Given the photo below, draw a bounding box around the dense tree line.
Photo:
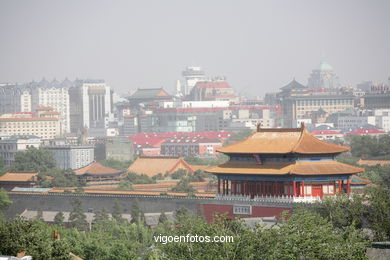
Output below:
[6,147,84,188]
[2,187,389,259]
[0,205,371,260]
[349,134,390,158]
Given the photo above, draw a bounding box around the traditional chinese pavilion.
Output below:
[206,124,364,200]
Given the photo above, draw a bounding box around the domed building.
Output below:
[307,61,340,89]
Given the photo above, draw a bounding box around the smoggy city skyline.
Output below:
[0,0,389,97]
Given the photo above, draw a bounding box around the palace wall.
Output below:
[5,193,293,219]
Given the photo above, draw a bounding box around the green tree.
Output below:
[158,211,168,224]
[112,201,124,223]
[130,199,144,224]
[366,186,390,241]
[125,171,155,184]
[93,208,110,224]
[11,147,56,173]
[0,217,70,259]
[117,179,133,190]
[69,199,88,231]
[268,210,369,259]
[0,188,12,214]
[174,206,191,222]
[101,158,132,171]
[171,178,196,194]
[53,211,65,226]
[305,194,366,229]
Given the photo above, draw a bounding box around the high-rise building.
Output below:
[307,61,339,89]
[0,84,31,113]
[69,80,113,133]
[182,66,206,95]
[30,79,71,134]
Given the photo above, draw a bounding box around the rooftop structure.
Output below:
[307,61,339,89]
[188,80,238,103]
[74,161,124,183]
[127,156,195,177]
[0,172,38,191]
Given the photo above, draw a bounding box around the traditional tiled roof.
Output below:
[74,162,123,176]
[205,161,363,176]
[280,79,306,90]
[0,172,38,182]
[350,175,371,185]
[218,125,349,154]
[128,88,171,99]
[127,156,195,177]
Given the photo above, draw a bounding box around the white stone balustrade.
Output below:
[216,194,322,204]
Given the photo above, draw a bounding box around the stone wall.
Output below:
[5,193,293,219]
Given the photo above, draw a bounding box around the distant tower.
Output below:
[307,61,339,89]
[175,79,183,97]
[182,66,206,95]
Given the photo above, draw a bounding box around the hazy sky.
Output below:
[0,0,389,97]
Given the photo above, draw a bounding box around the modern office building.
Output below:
[69,80,113,133]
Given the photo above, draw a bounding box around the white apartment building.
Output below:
[31,86,70,134]
[45,145,94,170]
[0,135,41,167]
[0,113,61,140]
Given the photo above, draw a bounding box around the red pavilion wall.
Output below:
[199,204,292,223]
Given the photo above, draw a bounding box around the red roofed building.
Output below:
[201,124,364,222]
[346,128,386,136]
[310,130,344,140]
[0,172,38,191]
[189,80,238,103]
[74,161,124,184]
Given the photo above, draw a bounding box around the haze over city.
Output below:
[1,0,389,96]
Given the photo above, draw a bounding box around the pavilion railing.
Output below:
[215,194,322,204]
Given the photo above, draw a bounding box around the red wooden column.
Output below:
[293,181,296,197]
[347,179,351,196]
[218,178,221,194]
[222,180,225,195]
[302,181,305,197]
[232,181,236,195]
